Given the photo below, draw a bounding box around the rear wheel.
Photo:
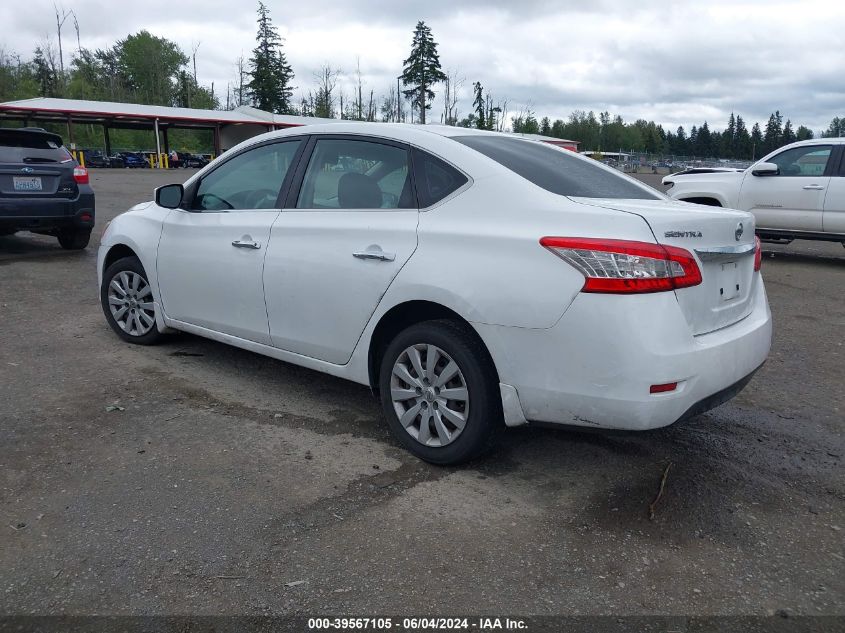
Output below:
[100,256,163,345]
[379,319,503,465]
[57,228,91,250]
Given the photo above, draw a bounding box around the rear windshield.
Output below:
[453,135,660,200]
[0,130,69,164]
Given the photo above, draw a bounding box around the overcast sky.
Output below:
[6,0,844,132]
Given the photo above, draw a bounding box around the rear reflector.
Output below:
[650,382,678,394]
[79,212,92,222]
[753,236,762,271]
[73,166,89,185]
[540,237,702,294]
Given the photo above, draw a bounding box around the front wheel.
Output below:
[100,256,163,345]
[379,319,503,465]
[57,228,91,250]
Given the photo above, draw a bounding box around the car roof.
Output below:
[779,137,845,149]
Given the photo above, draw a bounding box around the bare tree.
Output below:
[234,54,247,108]
[380,85,398,122]
[441,69,464,126]
[353,57,364,121]
[313,63,340,118]
[191,41,201,82]
[53,3,75,78]
[494,99,509,131]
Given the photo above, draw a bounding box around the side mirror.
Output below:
[752,162,779,177]
[155,183,184,209]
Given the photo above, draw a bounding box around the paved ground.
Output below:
[0,169,843,616]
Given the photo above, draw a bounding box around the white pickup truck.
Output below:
[663,138,845,246]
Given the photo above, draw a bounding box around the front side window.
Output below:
[192,140,301,211]
[296,138,413,209]
[768,145,832,177]
[453,135,660,200]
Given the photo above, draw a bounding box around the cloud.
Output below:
[4,0,843,132]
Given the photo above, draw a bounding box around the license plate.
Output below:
[13,176,42,191]
[719,261,740,301]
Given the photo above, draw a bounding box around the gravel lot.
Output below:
[1,168,843,617]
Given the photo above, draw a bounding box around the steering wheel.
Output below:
[243,188,279,209]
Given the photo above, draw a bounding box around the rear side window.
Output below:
[453,135,660,200]
[0,130,70,164]
[412,148,468,207]
[296,138,414,210]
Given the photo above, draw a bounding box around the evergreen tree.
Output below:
[674,126,688,155]
[697,121,712,157]
[472,81,485,130]
[735,115,751,159]
[721,112,736,158]
[551,119,566,138]
[540,116,551,136]
[762,110,783,154]
[400,21,446,124]
[750,122,763,160]
[32,46,58,97]
[822,117,844,138]
[247,2,295,114]
[796,125,814,141]
[781,119,796,145]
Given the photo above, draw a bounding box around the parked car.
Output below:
[0,127,95,249]
[663,139,845,245]
[119,152,148,168]
[82,149,125,169]
[180,153,209,168]
[98,123,771,464]
[82,149,110,168]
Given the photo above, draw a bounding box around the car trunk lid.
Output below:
[572,197,758,335]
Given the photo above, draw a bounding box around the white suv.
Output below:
[664,139,845,246]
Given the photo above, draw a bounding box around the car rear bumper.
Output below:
[0,189,95,232]
[476,276,772,431]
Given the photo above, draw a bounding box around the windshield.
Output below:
[453,135,660,200]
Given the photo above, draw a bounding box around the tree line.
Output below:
[1,2,842,160]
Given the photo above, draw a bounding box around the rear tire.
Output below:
[378,319,503,465]
[100,256,163,345]
[57,228,91,250]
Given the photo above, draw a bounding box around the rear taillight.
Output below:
[540,237,702,294]
[753,236,762,272]
[73,166,89,185]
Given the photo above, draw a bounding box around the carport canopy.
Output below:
[0,97,326,157]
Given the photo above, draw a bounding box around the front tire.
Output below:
[100,256,163,345]
[57,228,91,250]
[379,319,503,465]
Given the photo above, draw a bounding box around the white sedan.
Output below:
[98,123,772,464]
[663,138,845,246]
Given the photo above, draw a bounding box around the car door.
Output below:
[822,146,845,234]
[738,144,833,231]
[156,138,304,345]
[264,135,419,364]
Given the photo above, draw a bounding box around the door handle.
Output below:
[232,239,261,249]
[353,250,395,262]
[803,184,825,190]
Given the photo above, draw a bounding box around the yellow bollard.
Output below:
[162,153,169,169]
[78,152,85,168]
